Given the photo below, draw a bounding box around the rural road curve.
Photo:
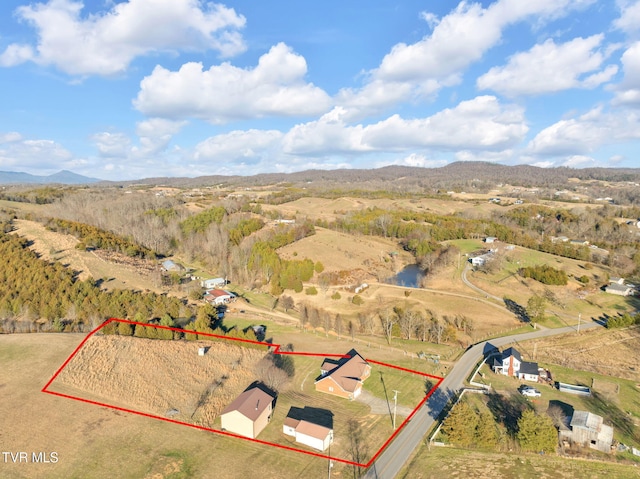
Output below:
[362,320,603,479]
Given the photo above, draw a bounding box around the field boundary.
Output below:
[42,318,443,468]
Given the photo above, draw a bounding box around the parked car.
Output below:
[521,387,541,398]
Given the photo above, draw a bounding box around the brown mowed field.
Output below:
[53,335,266,427]
[277,226,412,276]
[530,325,640,382]
[0,333,350,479]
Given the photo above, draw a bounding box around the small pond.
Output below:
[386,264,423,288]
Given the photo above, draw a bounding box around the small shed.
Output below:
[198,347,206,356]
[162,260,185,272]
[484,237,497,244]
[559,410,613,453]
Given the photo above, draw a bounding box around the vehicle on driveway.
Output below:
[520,386,541,397]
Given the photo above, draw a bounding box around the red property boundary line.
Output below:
[42,318,443,469]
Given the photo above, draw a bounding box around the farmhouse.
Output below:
[484,236,497,244]
[220,385,275,439]
[201,277,226,289]
[283,407,334,451]
[161,260,185,272]
[492,347,539,382]
[469,252,493,267]
[604,282,634,296]
[315,349,371,400]
[559,410,613,453]
[204,289,236,305]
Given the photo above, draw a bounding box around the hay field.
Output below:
[530,326,640,382]
[54,335,266,427]
[277,226,412,276]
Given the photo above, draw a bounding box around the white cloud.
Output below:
[0,132,23,143]
[528,106,640,155]
[337,0,596,117]
[0,44,35,67]
[284,96,527,155]
[134,118,186,156]
[134,43,332,122]
[194,129,283,162]
[561,155,596,167]
[0,136,75,173]
[613,41,640,106]
[614,0,640,36]
[0,0,246,76]
[362,96,527,150]
[477,35,617,96]
[92,132,132,158]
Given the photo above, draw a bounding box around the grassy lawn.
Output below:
[400,446,640,479]
[478,363,640,447]
[445,238,485,254]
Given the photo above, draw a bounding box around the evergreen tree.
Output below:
[442,401,479,447]
[516,410,557,453]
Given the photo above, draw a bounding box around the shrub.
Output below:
[305,286,318,295]
[519,265,568,285]
[331,291,341,300]
[352,294,364,306]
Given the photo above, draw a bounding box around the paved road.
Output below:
[363,320,603,479]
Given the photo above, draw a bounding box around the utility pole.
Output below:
[393,390,400,430]
[327,435,333,479]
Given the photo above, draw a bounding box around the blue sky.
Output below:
[1,0,639,181]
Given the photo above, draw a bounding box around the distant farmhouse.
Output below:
[604,277,635,296]
[559,410,613,453]
[220,385,275,439]
[492,347,539,382]
[201,277,226,289]
[470,252,493,267]
[315,349,371,400]
[161,259,185,272]
[204,289,236,305]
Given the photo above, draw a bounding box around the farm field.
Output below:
[43,326,439,471]
[0,333,366,479]
[400,446,640,479]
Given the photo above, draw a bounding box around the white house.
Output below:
[201,277,226,289]
[283,407,334,451]
[492,347,539,382]
[204,289,236,305]
[605,283,634,296]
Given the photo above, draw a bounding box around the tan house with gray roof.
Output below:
[220,385,275,439]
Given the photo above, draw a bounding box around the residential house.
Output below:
[204,289,236,305]
[492,347,539,382]
[604,283,634,296]
[315,349,371,400]
[201,277,226,289]
[559,410,613,453]
[220,385,275,439]
[484,237,497,244]
[161,260,184,272]
[283,407,334,451]
[470,252,493,267]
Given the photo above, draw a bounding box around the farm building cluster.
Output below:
[219,349,370,451]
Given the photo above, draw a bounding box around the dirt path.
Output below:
[11,219,161,292]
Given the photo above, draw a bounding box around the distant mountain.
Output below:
[0,170,100,185]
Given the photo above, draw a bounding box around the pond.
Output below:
[386,264,423,288]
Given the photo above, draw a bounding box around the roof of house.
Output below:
[221,387,274,421]
[520,361,539,375]
[502,347,522,362]
[571,410,603,432]
[316,349,369,393]
[606,283,632,293]
[295,420,332,440]
[206,289,234,298]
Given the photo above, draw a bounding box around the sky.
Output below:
[1,0,640,181]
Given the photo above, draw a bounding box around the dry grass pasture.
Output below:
[0,333,353,479]
[277,226,412,277]
[529,325,640,382]
[53,334,265,427]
